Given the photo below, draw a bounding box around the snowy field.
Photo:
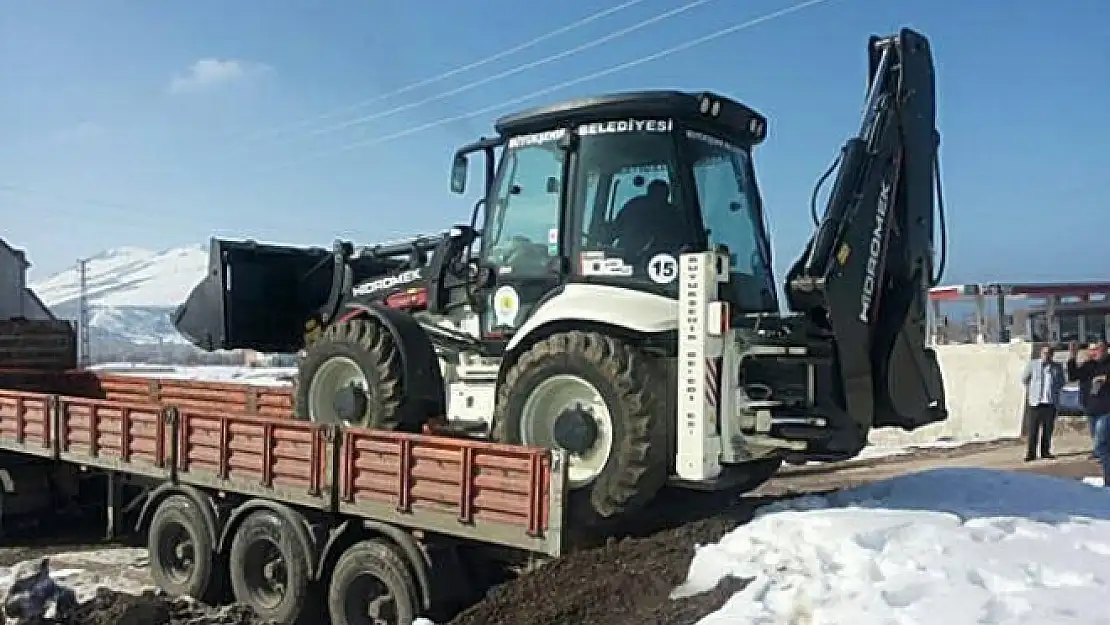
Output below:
[677,468,1110,624]
[4,470,1106,624]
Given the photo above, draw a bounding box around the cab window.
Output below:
[483,142,565,275]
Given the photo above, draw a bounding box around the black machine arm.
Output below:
[784,28,948,432]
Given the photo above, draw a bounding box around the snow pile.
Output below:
[679,468,1110,624]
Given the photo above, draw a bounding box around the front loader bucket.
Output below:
[173,238,335,353]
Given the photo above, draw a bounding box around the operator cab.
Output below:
[450,91,779,339]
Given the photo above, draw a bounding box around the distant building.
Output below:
[930,282,1110,345]
[1012,300,1110,344]
[0,238,54,321]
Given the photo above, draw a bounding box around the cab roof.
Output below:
[494,90,768,145]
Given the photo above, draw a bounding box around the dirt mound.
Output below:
[24,588,274,625]
[448,496,763,625]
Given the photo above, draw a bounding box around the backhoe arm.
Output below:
[785,28,948,433]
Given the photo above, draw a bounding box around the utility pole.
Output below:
[77,258,91,367]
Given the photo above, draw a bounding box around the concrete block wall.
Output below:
[869,342,1036,447]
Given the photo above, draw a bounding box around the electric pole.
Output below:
[77,258,91,367]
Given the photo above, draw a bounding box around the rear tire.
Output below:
[493,331,667,528]
[327,539,419,625]
[294,317,419,430]
[147,495,222,603]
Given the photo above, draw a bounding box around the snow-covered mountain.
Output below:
[31,245,209,346]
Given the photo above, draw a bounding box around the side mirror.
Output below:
[450,154,468,194]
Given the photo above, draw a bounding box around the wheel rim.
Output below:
[308,356,368,425]
[241,538,288,610]
[520,374,613,488]
[342,573,398,625]
[157,523,195,585]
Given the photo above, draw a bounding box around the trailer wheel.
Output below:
[229,510,315,625]
[494,330,667,527]
[327,539,419,625]
[295,317,412,430]
[147,495,221,602]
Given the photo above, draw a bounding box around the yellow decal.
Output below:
[836,244,851,266]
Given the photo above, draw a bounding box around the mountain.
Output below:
[31,245,209,347]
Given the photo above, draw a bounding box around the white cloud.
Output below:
[167,58,271,94]
[53,122,106,143]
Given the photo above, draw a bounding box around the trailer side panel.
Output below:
[0,387,567,556]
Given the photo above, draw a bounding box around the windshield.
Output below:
[684,129,777,311]
[482,132,567,275]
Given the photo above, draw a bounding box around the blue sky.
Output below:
[2,0,1108,285]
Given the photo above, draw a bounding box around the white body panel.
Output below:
[505,283,678,354]
[432,262,749,482]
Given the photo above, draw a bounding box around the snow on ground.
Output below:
[5,471,1108,624]
[90,363,296,387]
[852,437,1002,462]
[679,468,1110,624]
[0,548,151,604]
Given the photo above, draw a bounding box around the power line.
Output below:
[244,0,653,143]
[0,182,145,214]
[267,0,722,147]
[258,0,837,173]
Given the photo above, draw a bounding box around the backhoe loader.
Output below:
[175,28,949,529]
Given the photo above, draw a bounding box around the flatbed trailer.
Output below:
[0,369,568,625]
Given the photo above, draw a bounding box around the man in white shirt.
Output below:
[1021,344,1066,461]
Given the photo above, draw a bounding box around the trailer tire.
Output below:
[147,495,222,603]
[229,510,316,625]
[294,317,412,430]
[327,539,419,625]
[494,330,667,528]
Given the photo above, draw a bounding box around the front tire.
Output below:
[295,317,420,430]
[493,331,667,528]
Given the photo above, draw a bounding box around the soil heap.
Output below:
[448,499,760,625]
[21,588,275,625]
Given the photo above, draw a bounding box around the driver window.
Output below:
[608,167,672,221]
[484,143,565,274]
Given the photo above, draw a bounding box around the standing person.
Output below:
[1066,340,1110,456]
[1021,343,1066,461]
[1067,340,1110,485]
